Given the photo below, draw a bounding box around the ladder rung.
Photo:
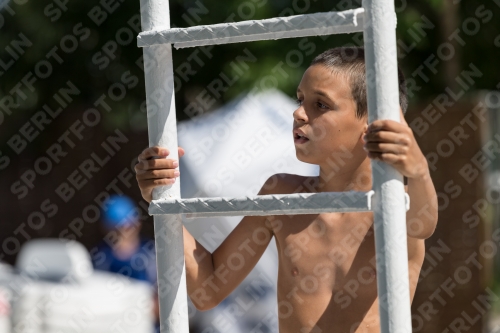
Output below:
[149,190,375,217]
[137,8,365,48]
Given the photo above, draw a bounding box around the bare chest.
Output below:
[269,212,378,292]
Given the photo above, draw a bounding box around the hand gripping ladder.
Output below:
[137,1,411,332]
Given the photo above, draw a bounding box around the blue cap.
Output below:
[103,195,137,228]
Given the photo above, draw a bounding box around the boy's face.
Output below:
[293,64,368,166]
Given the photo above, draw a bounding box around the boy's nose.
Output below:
[293,106,308,123]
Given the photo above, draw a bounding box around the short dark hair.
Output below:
[310,47,408,118]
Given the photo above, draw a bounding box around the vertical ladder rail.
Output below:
[363,0,412,332]
[139,0,190,332]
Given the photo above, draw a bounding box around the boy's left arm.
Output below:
[363,109,438,239]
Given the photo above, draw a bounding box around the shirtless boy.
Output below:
[135,47,438,333]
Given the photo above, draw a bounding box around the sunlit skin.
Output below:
[135,64,438,333]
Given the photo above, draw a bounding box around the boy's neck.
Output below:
[316,157,372,193]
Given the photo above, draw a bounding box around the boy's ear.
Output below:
[361,123,369,140]
[362,122,369,133]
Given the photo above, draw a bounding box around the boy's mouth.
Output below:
[293,129,309,144]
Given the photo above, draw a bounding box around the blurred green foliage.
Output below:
[0,0,499,135]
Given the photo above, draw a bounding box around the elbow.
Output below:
[193,299,220,312]
[423,219,438,239]
[407,217,438,239]
[414,227,436,240]
[189,288,221,311]
[407,200,438,239]
[422,206,439,239]
[424,196,439,239]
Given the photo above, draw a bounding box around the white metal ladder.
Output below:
[137,1,411,332]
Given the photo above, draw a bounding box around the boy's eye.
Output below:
[317,102,328,109]
[295,98,303,106]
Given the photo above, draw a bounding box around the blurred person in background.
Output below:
[92,194,160,330]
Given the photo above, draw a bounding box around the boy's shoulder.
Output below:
[259,173,317,196]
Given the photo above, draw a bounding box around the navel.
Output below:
[291,267,299,276]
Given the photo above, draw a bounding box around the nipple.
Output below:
[291,267,299,276]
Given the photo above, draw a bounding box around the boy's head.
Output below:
[309,46,408,118]
[293,46,407,168]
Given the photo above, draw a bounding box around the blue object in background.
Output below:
[103,195,137,228]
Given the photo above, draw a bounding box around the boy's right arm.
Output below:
[135,147,276,310]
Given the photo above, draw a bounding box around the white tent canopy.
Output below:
[178,88,319,246]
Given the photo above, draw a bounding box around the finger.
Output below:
[135,158,179,172]
[367,119,407,134]
[364,142,408,154]
[178,146,185,158]
[138,146,169,161]
[136,169,180,180]
[138,178,176,191]
[367,152,401,164]
[363,131,409,145]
